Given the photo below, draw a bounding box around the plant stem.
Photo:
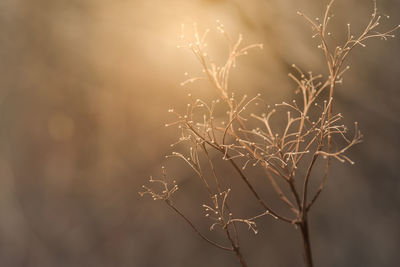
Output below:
[224,225,248,267]
[233,246,248,267]
[299,218,314,267]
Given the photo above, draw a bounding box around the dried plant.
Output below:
[140,1,398,266]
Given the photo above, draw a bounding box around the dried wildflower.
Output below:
[141,1,398,266]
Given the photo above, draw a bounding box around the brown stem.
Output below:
[202,145,240,246]
[165,201,232,252]
[227,156,294,224]
[307,156,331,212]
[300,218,314,267]
[287,178,302,209]
[233,246,248,267]
[225,226,248,267]
[264,168,298,214]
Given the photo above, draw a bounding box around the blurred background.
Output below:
[0,0,399,266]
